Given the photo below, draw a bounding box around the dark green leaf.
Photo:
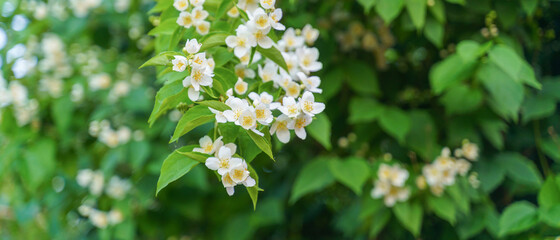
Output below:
[498,201,538,237]
[156,146,200,196]
[328,157,370,195]
[307,113,332,150]
[393,200,423,237]
[170,105,215,143]
[290,158,336,203]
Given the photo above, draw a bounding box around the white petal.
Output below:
[188,87,200,101]
[205,157,220,170]
[225,36,237,48]
[295,127,306,140]
[243,177,256,187]
[312,103,325,114]
[226,187,235,196]
[258,37,273,49]
[276,128,290,143]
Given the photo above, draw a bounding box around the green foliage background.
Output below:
[1,0,560,239]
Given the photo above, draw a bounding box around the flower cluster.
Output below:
[78,205,124,229]
[171,39,217,101]
[195,136,256,196]
[0,78,39,127]
[77,169,132,198]
[421,140,479,196]
[76,169,131,228]
[371,164,411,207]
[174,0,210,35]
[88,120,133,148]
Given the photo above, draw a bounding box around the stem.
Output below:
[214,120,218,140]
[533,120,550,177]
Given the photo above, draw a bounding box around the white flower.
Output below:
[247,22,273,49]
[209,108,228,123]
[107,209,124,225]
[455,159,471,176]
[172,55,188,72]
[190,0,205,8]
[234,64,256,79]
[269,8,285,30]
[173,0,189,11]
[371,180,410,207]
[297,72,322,93]
[237,0,259,13]
[234,78,248,95]
[259,0,275,9]
[258,61,279,83]
[423,164,442,187]
[191,52,207,67]
[184,39,202,54]
[461,140,479,161]
[226,25,257,58]
[281,52,300,77]
[284,81,301,98]
[279,96,300,118]
[296,47,322,73]
[89,171,104,196]
[248,92,273,106]
[195,21,210,35]
[254,103,273,125]
[377,164,409,187]
[192,7,209,23]
[88,73,111,91]
[238,107,264,136]
[299,91,325,116]
[222,171,237,196]
[177,11,194,28]
[183,65,213,91]
[78,204,92,217]
[206,57,215,73]
[224,97,249,122]
[117,126,131,144]
[289,113,312,140]
[227,6,239,18]
[193,135,223,154]
[270,114,292,143]
[89,210,109,229]
[229,161,256,186]
[250,8,270,30]
[106,176,131,200]
[77,169,94,187]
[280,28,304,50]
[302,24,319,45]
[239,51,261,65]
[205,146,243,175]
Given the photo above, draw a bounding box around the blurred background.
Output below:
[1,0,560,239]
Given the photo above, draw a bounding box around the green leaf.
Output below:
[541,139,560,162]
[498,201,539,237]
[369,208,391,237]
[477,62,524,121]
[215,0,234,20]
[488,44,541,89]
[393,200,423,237]
[376,0,404,24]
[456,207,486,239]
[358,0,377,13]
[170,105,215,143]
[290,158,335,203]
[196,100,231,112]
[379,106,411,144]
[177,151,208,163]
[424,17,444,48]
[405,0,426,30]
[148,18,179,36]
[148,80,188,126]
[538,176,560,209]
[51,96,74,134]
[328,157,370,195]
[148,0,173,14]
[322,68,344,100]
[349,97,382,124]
[246,163,260,210]
[445,0,465,4]
[237,129,262,162]
[21,139,56,191]
[245,129,274,160]
[256,46,289,72]
[406,110,439,161]
[440,84,483,115]
[495,152,542,188]
[521,95,556,124]
[139,51,180,69]
[478,117,507,150]
[540,205,560,228]
[429,54,477,94]
[428,0,446,23]
[427,194,456,225]
[307,113,332,150]
[344,61,380,96]
[199,33,229,52]
[521,0,538,15]
[473,159,505,193]
[447,182,470,214]
[156,146,200,196]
